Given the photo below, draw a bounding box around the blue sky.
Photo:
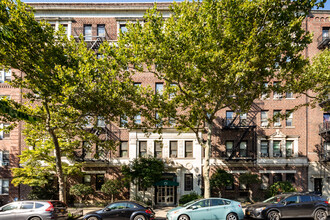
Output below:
[22,0,330,10]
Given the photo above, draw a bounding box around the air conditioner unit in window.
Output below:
[274,153,281,157]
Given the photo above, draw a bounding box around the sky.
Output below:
[20,0,330,10]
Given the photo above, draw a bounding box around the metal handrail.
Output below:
[317,32,330,49]
[319,121,330,134]
[72,27,111,41]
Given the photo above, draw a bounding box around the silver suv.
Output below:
[0,200,68,220]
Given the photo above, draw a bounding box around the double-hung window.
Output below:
[261,111,268,127]
[239,141,247,157]
[139,141,147,157]
[273,141,281,157]
[226,141,233,157]
[286,111,293,127]
[170,141,178,158]
[0,179,9,194]
[0,68,11,83]
[273,110,281,127]
[0,151,9,166]
[286,140,293,157]
[184,174,193,191]
[155,83,164,95]
[84,24,92,41]
[97,24,105,37]
[120,141,128,158]
[226,111,234,126]
[154,141,162,158]
[185,141,193,158]
[260,141,269,157]
[0,124,10,139]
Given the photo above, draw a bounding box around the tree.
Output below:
[210,168,233,197]
[1,0,141,203]
[300,49,330,111]
[101,179,123,203]
[69,184,94,204]
[239,172,261,203]
[119,0,325,198]
[122,157,164,201]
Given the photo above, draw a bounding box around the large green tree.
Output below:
[120,0,325,198]
[0,0,141,203]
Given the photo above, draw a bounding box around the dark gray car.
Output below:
[0,200,68,220]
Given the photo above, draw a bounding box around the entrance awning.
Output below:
[154,180,179,186]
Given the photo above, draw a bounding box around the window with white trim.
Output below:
[261,111,268,127]
[0,179,9,194]
[260,141,269,157]
[273,110,281,127]
[226,111,234,126]
[185,141,193,158]
[286,141,293,157]
[134,114,141,125]
[286,111,293,127]
[273,81,282,99]
[0,150,9,166]
[273,141,281,157]
[0,68,11,83]
[0,123,10,139]
[170,141,178,158]
[226,141,233,157]
[139,141,147,157]
[261,82,269,99]
[155,83,164,95]
[239,141,247,157]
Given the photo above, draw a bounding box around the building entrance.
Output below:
[154,179,178,206]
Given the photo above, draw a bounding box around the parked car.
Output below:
[166,198,244,220]
[0,200,68,220]
[82,201,155,220]
[245,192,330,220]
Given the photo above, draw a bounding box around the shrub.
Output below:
[267,181,296,197]
[28,185,58,200]
[69,184,94,204]
[179,192,202,205]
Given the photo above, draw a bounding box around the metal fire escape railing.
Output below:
[317,31,330,50]
[72,27,111,50]
[319,121,330,162]
[225,102,263,160]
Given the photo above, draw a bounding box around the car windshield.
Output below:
[182,199,201,207]
[263,195,287,204]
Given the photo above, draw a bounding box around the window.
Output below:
[226,111,234,126]
[96,175,104,191]
[286,173,295,183]
[83,175,91,185]
[120,115,128,128]
[239,141,247,157]
[59,24,68,36]
[273,110,281,127]
[286,140,293,157]
[300,195,311,203]
[169,83,177,99]
[211,199,225,206]
[286,91,293,99]
[185,141,193,158]
[82,141,92,159]
[260,141,269,157]
[286,111,293,127]
[0,68,11,83]
[240,113,247,126]
[84,24,92,41]
[323,113,330,122]
[226,141,233,157]
[169,117,176,127]
[273,82,282,99]
[322,27,330,41]
[273,173,282,182]
[134,114,141,125]
[21,202,34,209]
[261,111,269,127]
[154,141,162,158]
[119,23,127,33]
[97,24,105,37]
[0,95,10,100]
[0,150,10,166]
[261,82,269,99]
[170,141,178,158]
[273,141,281,157]
[283,196,298,204]
[184,174,193,191]
[120,141,128,158]
[139,141,147,157]
[134,82,141,87]
[0,179,9,194]
[2,202,18,211]
[97,116,105,127]
[0,123,10,139]
[155,83,164,95]
[155,112,162,127]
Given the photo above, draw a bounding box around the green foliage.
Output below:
[267,181,296,197]
[27,184,58,200]
[179,192,202,205]
[119,0,326,197]
[69,184,94,203]
[239,172,262,187]
[122,157,164,190]
[101,179,123,202]
[210,168,233,190]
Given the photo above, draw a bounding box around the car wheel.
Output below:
[86,216,99,220]
[178,214,190,220]
[267,211,280,220]
[314,209,327,220]
[226,212,238,220]
[29,217,41,220]
[133,214,146,220]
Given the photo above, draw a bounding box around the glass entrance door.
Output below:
[156,186,175,206]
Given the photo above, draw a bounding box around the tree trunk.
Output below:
[111,194,114,203]
[203,122,212,198]
[248,188,254,203]
[44,101,66,204]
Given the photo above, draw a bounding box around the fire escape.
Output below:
[317,27,330,50]
[72,27,111,50]
[224,101,263,161]
[319,118,330,162]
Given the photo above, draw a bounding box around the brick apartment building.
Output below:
[0,2,329,205]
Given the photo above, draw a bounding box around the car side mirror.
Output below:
[281,201,287,206]
[189,206,198,210]
[104,208,111,211]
